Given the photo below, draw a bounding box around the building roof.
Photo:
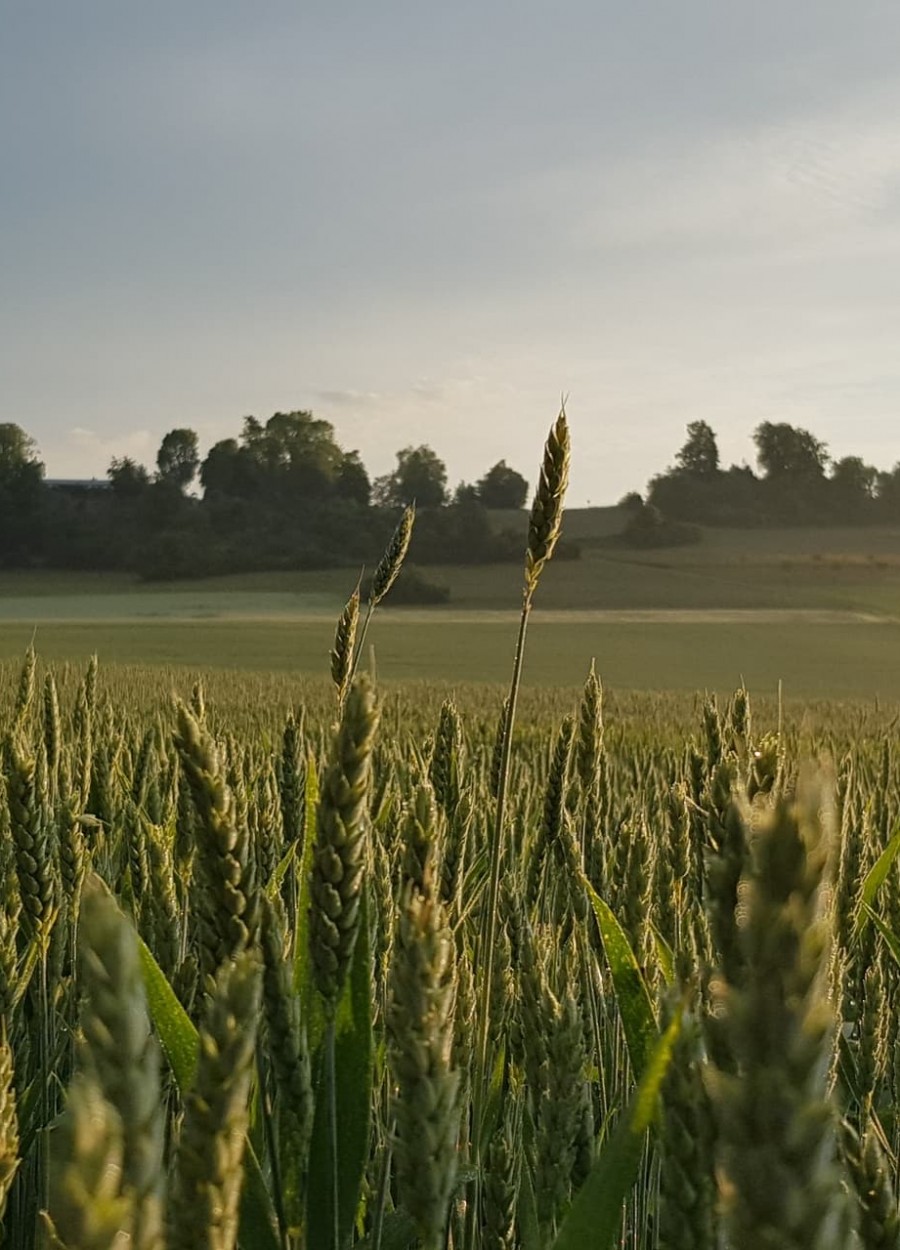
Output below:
[45,478,111,490]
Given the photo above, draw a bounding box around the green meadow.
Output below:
[0,616,893,702]
[0,515,899,699]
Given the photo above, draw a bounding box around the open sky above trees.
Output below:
[3,3,900,504]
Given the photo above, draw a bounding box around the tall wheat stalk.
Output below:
[469,407,569,1246]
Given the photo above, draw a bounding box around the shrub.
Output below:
[613,503,702,549]
[361,564,450,605]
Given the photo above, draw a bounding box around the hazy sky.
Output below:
[3,3,900,505]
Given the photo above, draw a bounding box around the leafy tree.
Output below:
[406,496,521,564]
[241,411,347,506]
[0,424,45,562]
[156,428,199,491]
[108,457,151,498]
[199,439,244,497]
[476,460,529,509]
[452,482,480,505]
[200,413,348,507]
[0,424,44,505]
[335,451,371,508]
[246,412,342,472]
[648,460,763,525]
[831,455,876,496]
[675,421,719,476]
[753,422,828,481]
[830,456,877,521]
[644,424,725,523]
[377,445,448,509]
[619,501,701,548]
[877,464,900,520]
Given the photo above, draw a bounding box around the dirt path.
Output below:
[1,607,894,626]
[326,608,895,625]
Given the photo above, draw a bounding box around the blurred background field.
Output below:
[0,513,898,700]
[0,616,893,699]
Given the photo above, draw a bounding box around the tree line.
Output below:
[0,414,533,579]
[632,420,900,529]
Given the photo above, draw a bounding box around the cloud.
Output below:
[315,389,385,409]
[505,84,900,273]
[54,427,157,479]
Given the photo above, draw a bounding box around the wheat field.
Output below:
[0,414,897,1249]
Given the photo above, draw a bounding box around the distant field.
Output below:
[0,588,342,622]
[0,520,899,699]
[4,520,900,615]
[0,615,897,701]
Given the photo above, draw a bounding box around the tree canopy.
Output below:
[8,404,900,580]
[0,424,45,561]
[0,412,526,578]
[675,421,719,476]
[476,460,529,509]
[0,424,43,496]
[156,429,199,491]
[647,419,887,527]
[753,422,828,481]
[374,445,448,509]
[108,457,151,498]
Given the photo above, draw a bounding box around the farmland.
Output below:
[0,614,896,702]
[1,467,900,1249]
[0,515,900,700]
[10,2,900,1244]
[0,612,896,1248]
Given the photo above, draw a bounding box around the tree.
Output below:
[335,451,371,508]
[377,445,448,509]
[108,457,151,498]
[830,455,876,497]
[0,424,43,493]
[245,412,342,472]
[156,428,199,491]
[452,482,480,505]
[675,421,719,476]
[200,439,243,497]
[619,501,701,548]
[830,456,877,521]
[476,460,529,509]
[240,411,347,507]
[753,423,828,481]
[0,424,45,562]
[877,463,900,513]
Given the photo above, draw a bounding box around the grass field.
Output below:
[0,517,899,699]
[4,516,900,614]
[0,614,896,701]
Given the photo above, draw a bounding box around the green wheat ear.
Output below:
[369,503,416,607]
[330,579,361,704]
[388,856,460,1250]
[0,1026,18,1226]
[78,878,165,1250]
[309,674,379,1012]
[525,406,570,599]
[173,701,259,991]
[43,1073,132,1250]
[710,776,851,1249]
[167,951,262,1250]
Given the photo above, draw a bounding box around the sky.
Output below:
[2,2,900,506]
